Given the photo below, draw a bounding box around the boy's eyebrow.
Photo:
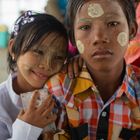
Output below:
[77,18,92,23]
[105,13,120,18]
[77,12,120,23]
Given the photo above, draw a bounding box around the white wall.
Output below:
[0,0,47,32]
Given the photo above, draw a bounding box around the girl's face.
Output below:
[74,0,131,71]
[16,33,67,91]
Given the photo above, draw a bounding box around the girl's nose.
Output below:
[38,64,45,69]
[38,63,51,72]
[38,56,49,70]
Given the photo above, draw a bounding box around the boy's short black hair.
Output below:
[66,0,137,46]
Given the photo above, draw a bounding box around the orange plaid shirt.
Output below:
[46,64,140,140]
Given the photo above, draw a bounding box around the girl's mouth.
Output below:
[32,70,48,80]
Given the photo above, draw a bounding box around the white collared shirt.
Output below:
[0,73,43,140]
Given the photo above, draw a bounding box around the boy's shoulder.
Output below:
[47,72,66,84]
[46,72,72,86]
[129,64,140,79]
[46,72,74,94]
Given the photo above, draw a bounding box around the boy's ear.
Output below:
[129,22,138,40]
[8,39,15,58]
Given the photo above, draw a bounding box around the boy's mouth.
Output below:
[92,49,113,59]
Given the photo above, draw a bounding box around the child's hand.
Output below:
[62,55,83,79]
[18,91,57,128]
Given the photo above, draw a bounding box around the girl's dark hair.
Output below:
[8,11,68,72]
[66,0,137,46]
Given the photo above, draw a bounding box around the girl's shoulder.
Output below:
[0,74,14,104]
[0,80,8,96]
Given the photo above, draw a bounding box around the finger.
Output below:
[42,101,55,117]
[28,91,40,110]
[73,56,79,77]
[37,95,53,113]
[68,59,74,79]
[45,113,57,124]
[78,56,84,70]
[61,63,67,74]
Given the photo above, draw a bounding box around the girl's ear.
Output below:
[8,39,15,59]
[129,22,138,40]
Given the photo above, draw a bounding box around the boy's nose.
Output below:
[92,27,110,45]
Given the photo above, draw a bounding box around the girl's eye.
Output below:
[79,25,91,31]
[55,56,65,60]
[33,49,44,55]
[107,21,119,27]
[54,56,65,62]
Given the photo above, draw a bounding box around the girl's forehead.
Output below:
[34,33,67,51]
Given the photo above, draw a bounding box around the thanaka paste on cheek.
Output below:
[24,65,30,70]
[117,32,128,47]
[88,3,104,18]
[76,40,85,54]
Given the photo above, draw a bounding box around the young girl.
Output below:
[46,0,140,139]
[0,11,68,140]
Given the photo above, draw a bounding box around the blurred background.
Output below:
[0,0,68,83]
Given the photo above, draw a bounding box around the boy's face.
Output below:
[16,33,67,91]
[74,0,130,71]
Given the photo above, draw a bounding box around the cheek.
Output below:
[48,64,62,76]
[76,40,85,54]
[117,32,129,47]
[17,55,38,70]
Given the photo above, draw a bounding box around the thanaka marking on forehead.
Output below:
[76,40,85,54]
[88,3,104,18]
[117,32,129,47]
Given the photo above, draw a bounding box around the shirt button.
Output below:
[102,111,107,117]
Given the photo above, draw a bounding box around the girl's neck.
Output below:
[13,76,35,95]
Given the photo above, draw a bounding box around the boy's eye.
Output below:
[107,21,119,27]
[79,25,91,31]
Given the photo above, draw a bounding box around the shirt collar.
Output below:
[116,65,140,105]
[73,64,140,105]
[73,63,96,95]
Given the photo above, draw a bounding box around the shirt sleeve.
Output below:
[8,119,43,140]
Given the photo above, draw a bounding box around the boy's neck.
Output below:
[87,62,125,102]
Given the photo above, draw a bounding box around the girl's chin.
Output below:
[28,78,47,89]
[31,83,45,90]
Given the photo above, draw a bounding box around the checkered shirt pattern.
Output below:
[46,64,140,140]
